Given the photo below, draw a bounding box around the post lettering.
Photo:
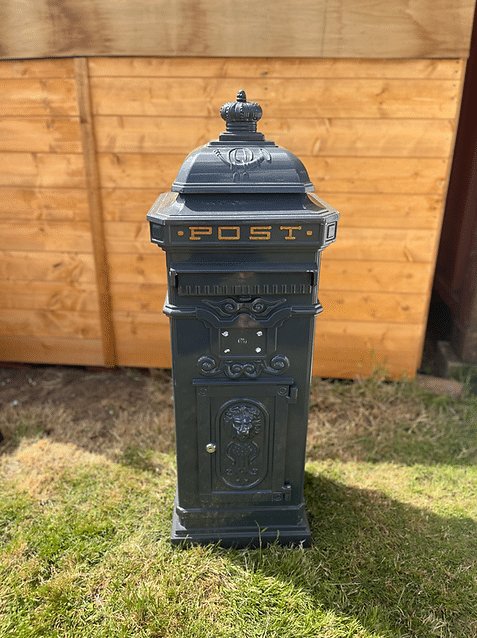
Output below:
[280,226,302,240]
[218,226,240,240]
[249,226,272,241]
[189,226,212,241]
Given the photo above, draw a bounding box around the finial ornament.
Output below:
[220,90,263,136]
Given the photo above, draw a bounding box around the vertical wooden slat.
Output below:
[75,57,116,367]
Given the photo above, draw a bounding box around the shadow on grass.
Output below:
[228,471,477,637]
[312,471,476,636]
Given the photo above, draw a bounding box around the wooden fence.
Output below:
[0,56,465,377]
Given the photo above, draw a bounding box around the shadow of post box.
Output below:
[147,91,339,547]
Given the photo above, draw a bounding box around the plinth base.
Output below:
[170,493,311,548]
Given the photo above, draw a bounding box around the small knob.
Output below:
[206,442,217,454]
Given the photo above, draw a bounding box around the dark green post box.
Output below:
[147,91,338,547]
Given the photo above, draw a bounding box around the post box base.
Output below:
[170,494,311,548]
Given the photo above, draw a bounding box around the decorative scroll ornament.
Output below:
[197,354,290,378]
[202,297,286,318]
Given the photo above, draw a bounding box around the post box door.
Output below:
[194,379,297,507]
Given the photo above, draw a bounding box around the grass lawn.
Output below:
[0,369,476,637]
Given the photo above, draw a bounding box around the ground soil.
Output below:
[0,364,175,458]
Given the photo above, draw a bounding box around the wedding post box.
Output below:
[147,91,339,547]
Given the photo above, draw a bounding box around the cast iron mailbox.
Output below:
[147,91,339,547]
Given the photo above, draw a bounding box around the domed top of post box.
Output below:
[171,91,313,194]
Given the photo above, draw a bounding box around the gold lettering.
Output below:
[189,226,212,241]
[250,226,272,241]
[280,226,302,240]
[218,226,240,240]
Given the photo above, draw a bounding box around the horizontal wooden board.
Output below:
[0,221,93,252]
[325,228,437,263]
[0,1,473,59]
[97,155,449,195]
[312,320,424,378]
[110,284,166,313]
[113,312,168,339]
[101,189,160,221]
[0,335,104,366]
[0,59,76,79]
[0,188,89,221]
[114,335,172,368]
[319,261,434,293]
[310,158,449,196]
[0,79,78,116]
[0,281,99,313]
[320,291,427,324]
[94,116,455,158]
[89,57,464,81]
[90,77,460,120]
[108,252,167,285]
[314,319,423,353]
[0,309,101,339]
[0,118,81,153]
[0,153,85,188]
[321,194,442,229]
[0,251,95,283]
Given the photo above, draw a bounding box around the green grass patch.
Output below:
[0,374,476,637]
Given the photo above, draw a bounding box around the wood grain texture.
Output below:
[0,58,76,79]
[0,221,93,252]
[319,261,434,293]
[0,118,82,153]
[0,188,89,221]
[0,251,95,283]
[0,1,474,59]
[0,309,101,339]
[0,79,78,116]
[90,77,461,119]
[0,335,103,366]
[0,280,99,313]
[312,320,423,375]
[0,153,85,188]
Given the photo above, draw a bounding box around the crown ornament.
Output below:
[219,90,263,137]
